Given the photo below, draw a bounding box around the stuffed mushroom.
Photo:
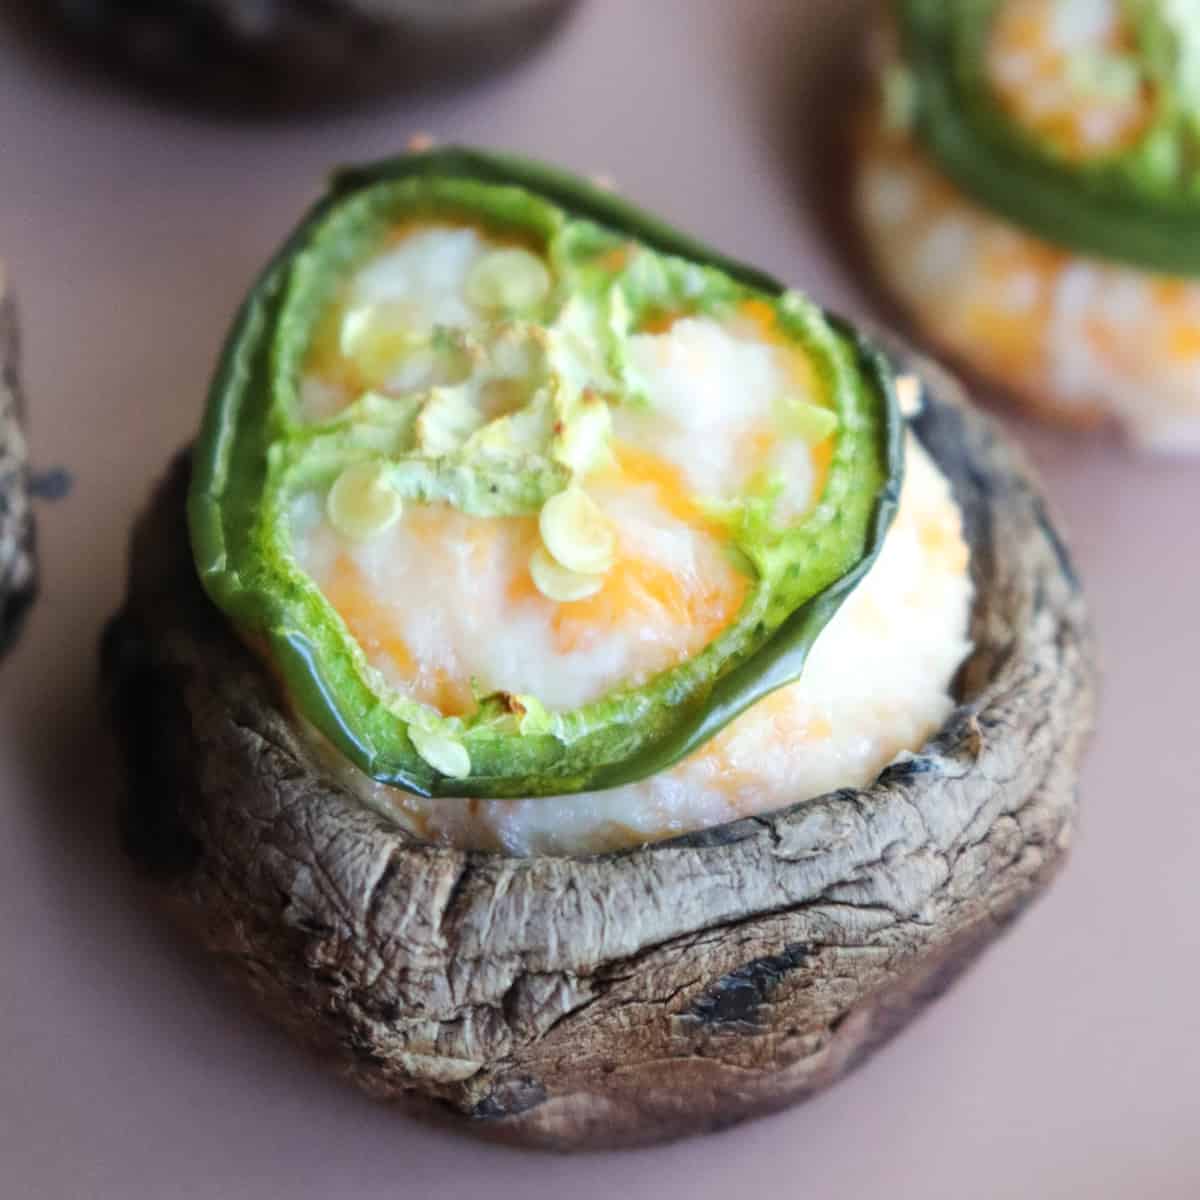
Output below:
[0,265,36,656]
[104,148,1095,1149]
[856,0,1200,452]
[42,0,579,112]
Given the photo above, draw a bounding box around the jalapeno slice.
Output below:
[189,147,901,798]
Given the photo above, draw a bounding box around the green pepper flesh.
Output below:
[189,148,902,799]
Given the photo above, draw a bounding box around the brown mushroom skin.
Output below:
[0,272,36,657]
[39,0,581,114]
[102,349,1095,1151]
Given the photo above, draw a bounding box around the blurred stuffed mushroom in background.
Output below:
[103,148,1095,1149]
[856,0,1200,453]
[0,265,36,657]
[39,0,580,113]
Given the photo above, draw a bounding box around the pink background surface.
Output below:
[1,1,1197,1196]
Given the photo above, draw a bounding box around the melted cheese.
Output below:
[352,226,491,335]
[300,224,499,420]
[288,221,974,853]
[619,316,814,514]
[291,454,748,712]
[987,0,1154,159]
[326,435,973,855]
[291,226,834,713]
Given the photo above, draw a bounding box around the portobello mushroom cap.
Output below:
[0,267,37,656]
[102,343,1095,1151]
[40,0,580,113]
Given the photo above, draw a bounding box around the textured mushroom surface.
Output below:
[102,351,1095,1150]
[0,269,36,656]
[43,0,579,112]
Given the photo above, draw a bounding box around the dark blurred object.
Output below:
[0,267,36,658]
[39,0,580,113]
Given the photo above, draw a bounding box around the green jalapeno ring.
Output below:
[899,0,1200,277]
[189,147,903,799]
